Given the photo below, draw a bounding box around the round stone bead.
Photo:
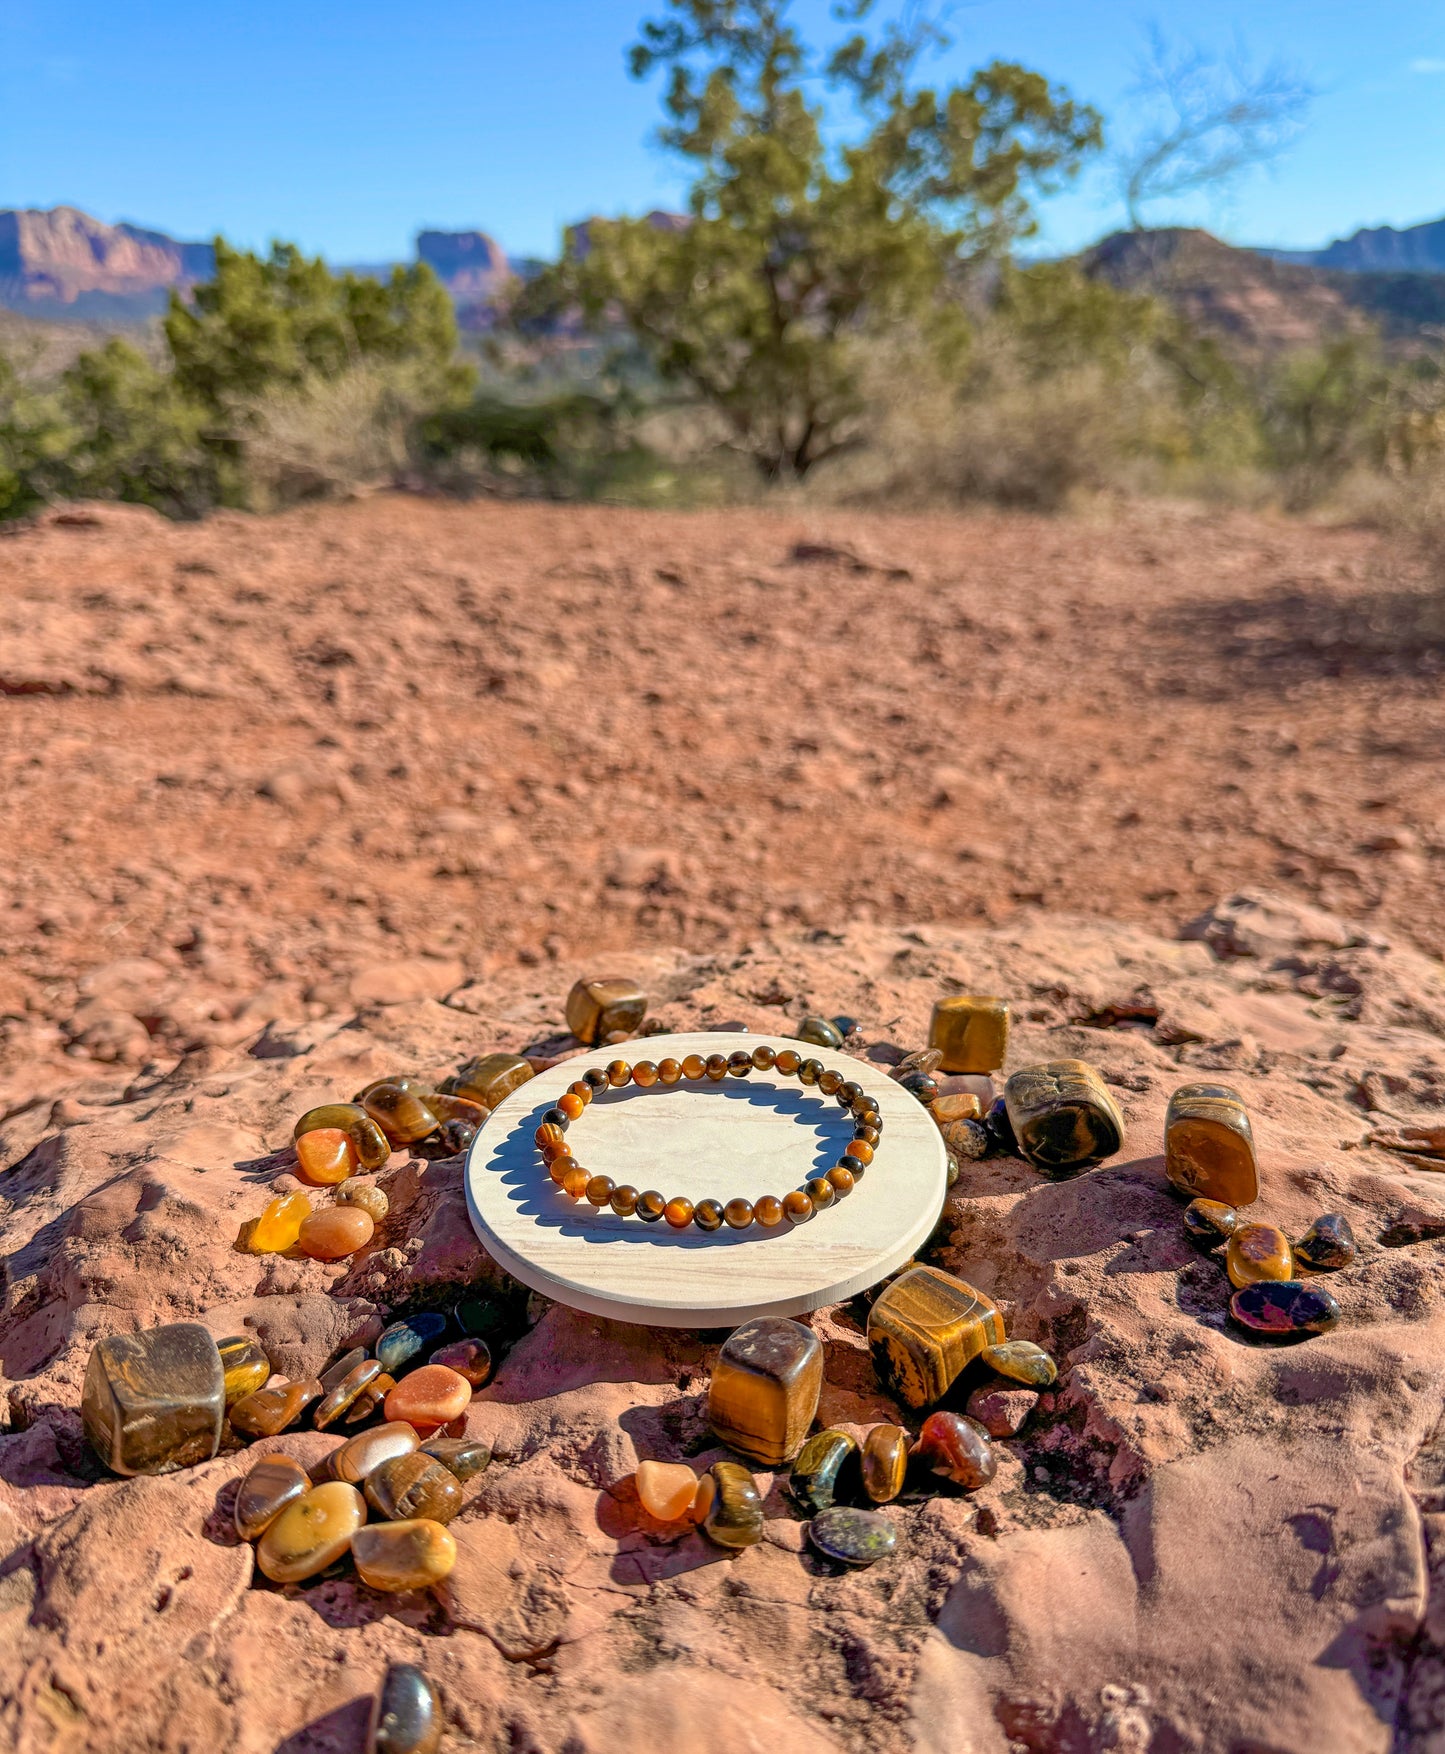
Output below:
[915,1411,997,1489]
[606,1061,632,1087]
[693,1199,725,1231]
[1294,1213,1357,1272]
[798,1058,824,1086]
[558,1092,585,1121]
[383,1364,472,1432]
[548,1155,576,1187]
[337,1180,389,1223]
[837,1155,867,1180]
[364,1452,464,1524]
[860,1425,910,1504]
[754,1195,784,1227]
[635,1460,698,1521]
[298,1206,374,1260]
[369,1664,441,1754]
[586,1175,616,1206]
[806,1177,836,1211]
[705,1053,729,1081]
[376,1313,447,1374]
[636,1191,666,1223]
[826,1166,855,1198]
[429,1338,492,1389]
[681,1054,707,1080]
[774,1049,802,1076]
[295,1128,359,1187]
[809,1506,898,1568]
[724,1198,754,1230]
[783,1190,814,1224]
[562,1165,590,1199]
[726,1051,752,1076]
[856,1124,881,1148]
[534,1122,566,1152]
[658,1058,683,1085]
[331,1421,421,1485]
[1226,1223,1294,1289]
[567,1079,594,1105]
[234,1452,310,1540]
[1230,1280,1341,1337]
[696,1461,765,1549]
[846,1138,875,1166]
[856,1106,883,1131]
[665,1197,696,1229]
[610,1185,639,1216]
[352,1519,457,1592]
[818,1069,844,1096]
[541,1106,570,1133]
[256,1481,366,1582]
[751,1045,777,1070]
[583,1068,610,1094]
[632,1060,659,1087]
[838,1081,865,1108]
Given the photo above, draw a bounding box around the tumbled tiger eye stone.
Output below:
[294,1104,391,1171]
[425,1093,487,1131]
[915,1411,997,1489]
[430,1338,492,1388]
[352,1518,458,1592]
[636,1190,666,1223]
[788,1429,859,1513]
[635,1460,699,1521]
[218,1335,271,1406]
[315,1360,384,1429]
[83,1323,225,1476]
[931,1093,983,1125]
[898,1070,940,1105]
[1294,1213,1357,1272]
[376,1313,448,1373]
[774,1049,802,1076]
[861,1425,910,1504]
[724,1197,754,1230]
[256,1480,366,1582]
[1230,1280,1341,1337]
[364,1452,464,1524]
[1004,1060,1124,1176]
[337,1179,390,1224]
[1183,1198,1238,1247]
[295,1128,358,1186]
[611,1184,640,1216]
[231,1377,323,1437]
[696,1461,765,1549]
[929,996,1010,1075]
[234,1451,311,1540]
[658,1058,683,1084]
[1227,1223,1294,1289]
[383,1364,472,1432]
[693,1198,724,1230]
[421,1436,492,1482]
[809,1506,898,1567]
[332,1421,422,1484]
[708,1315,823,1465]
[565,977,649,1045]
[362,1083,440,1145]
[369,1663,442,1754]
[320,1347,368,1389]
[1164,1082,1259,1207]
[298,1205,374,1260]
[587,1175,617,1207]
[868,1265,1005,1409]
[896,1047,945,1078]
[451,1052,535,1110]
[664,1196,695,1228]
[980,1340,1057,1386]
[753,1195,784,1227]
[246,1190,311,1254]
[342,1371,396,1425]
[797,1016,844,1049]
[783,1189,814,1224]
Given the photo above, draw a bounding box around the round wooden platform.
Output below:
[464,1031,948,1328]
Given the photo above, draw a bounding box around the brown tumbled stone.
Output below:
[1165,1082,1259,1208]
[230,1377,323,1438]
[217,1335,271,1407]
[234,1452,311,1541]
[331,1422,420,1485]
[82,1323,225,1477]
[707,1316,823,1466]
[428,1338,492,1389]
[369,1663,442,1754]
[364,1452,464,1523]
[1004,1060,1124,1176]
[860,1425,910,1504]
[314,1360,384,1430]
[352,1519,458,1592]
[867,1265,1004,1409]
[565,977,648,1045]
[257,1480,366,1582]
[420,1437,492,1483]
[929,995,1010,1074]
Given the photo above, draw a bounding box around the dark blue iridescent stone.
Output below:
[375,1312,448,1373]
[808,1506,898,1567]
[1293,1213,1357,1272]
[984,1097,1018,1156]
[1229,1280,1341,1337]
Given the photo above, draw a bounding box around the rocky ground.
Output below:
[3,496,1445,1752]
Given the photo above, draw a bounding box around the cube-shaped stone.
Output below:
[82,1323,225,1477]
[1165,1082,1259,1208]
[448,1052,535,1111]
[707,1316,823,1466]
[564,977,648,1046]
[1004,1059,1124,1176]
[929,996,1010,1074]
[867,1265,1004,1409]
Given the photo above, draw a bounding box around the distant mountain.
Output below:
[0,206,214,320]
[1264,214,1445,274]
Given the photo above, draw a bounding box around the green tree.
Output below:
[520,0,1101,480]
[58,340,218,515]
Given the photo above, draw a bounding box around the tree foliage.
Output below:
[521,0,1102,479]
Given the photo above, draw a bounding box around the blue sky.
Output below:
[3,0,1442,264]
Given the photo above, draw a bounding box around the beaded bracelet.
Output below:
[533,1044,884,1232]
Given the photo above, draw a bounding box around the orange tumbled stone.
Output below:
[246,1191,310,1254]
[635,1460,698,1520]
[295,1128,358,1186]
[297,1205,375,1260]
[383,1364,472,1432]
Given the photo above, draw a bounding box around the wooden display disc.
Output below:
[464,1031,949,1328]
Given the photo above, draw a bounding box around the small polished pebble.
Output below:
[82,1323,225,1476]
[331,1421,421,1484]
[708,1317,823,1465]
[897,1070,940,1105]
[1294,1213,1357,1272]
[868,1265,1005,1409]
[566,977,649,1045]
[914,1411,998,1489]
[979,1339,1057,1387]
[895,1047,945,1078]
[635,1460,699,1521]
[293,1103,392,1171]
[860,1425,910,1504]
[369,1663,442,1754]
[314,1360,385,1430]
[796,1016,844,1049]
[984,1097,1018,1155]
[1183,1198,1239,1247]
[234,1452,311,1540]
[426,1092,487,1129]
[932,1093,983,1124]
[361,1082,441,1146]
[352,1519,458,1592]
[448,1051,536,1110]
[342,1372,396,1425]
[376,1313,449,1374]
[298,1205,375,1261]
[940,1119,989,1166]
[1164,1081,1259,1208]
[231,1377,323,1438]
[364,1451,464,1524]
[337,1179,390,1223]
[832,1015,860,1040]
[788,1429,859,1513]
[320,1347,368,1391]
[420,1436,492,1483]
[430,1338,492,1389]
[696,1461,765,1549]
[1004,1060,1124,1176]
[809,1506,898,1568]
[257,1480,366,1582]
[1226,1222,1294,1289]
[1230,1279,1342,1337]
[383,1365,472,1431]
[436,1119,477,1155]
[929,995,1010,1074]
[246,1191,311,1254]
[218,1335,271,1407]
[295,1128,360,1186]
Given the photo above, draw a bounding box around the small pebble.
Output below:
[364,1451,464,1523]
[635,1460,698,1521]
[338,1180,390,1223]
[352,1519,458,1592]
[217,1335,271,1406]
[860,1425,909,1505]
[295,1127,358,1187]
[341,1371,396,1425]
[1230,1280,1341,1337]
[256,1480,366,1582]
[696,1461,765,1549]
[234,1452,310,1541]
[331,1421,420,1485]
[429,1338,492,1389]
[376,1313,448,1373]
[1293,1213,1357,1272]
[788,1429,859,1513]
[230,1377,323,1438]
[984,1097,1018,1155]
[1183,1198,1238,1247]
[319,1347,368,1391]
[796,1016,844,1049]
[245,1191,311,1254]
[808,1506,898,1567]
[914,1411,997,1489]
[314,1360,385,1430]
[383,1364,472,1432]
[979,1339,1057,1387]
[1226,1222,1294,1289]
[297,1206,374,1261]
[369,1663,442,1754]
[932,1092,983,1124]
[420,1436,492,1482]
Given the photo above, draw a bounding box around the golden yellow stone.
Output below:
[256,1480,366,1582]
[564,977,649,1045]
[931,1093,983,1124]
[361,1083,439,1145]
[860,1425,909,1505]
[929,996,1010,1074]
[351,1519,458,1592]
[448,1053,535,1110]
[217,1335,271,1407]
[707,1316,823,1466]
[1165,1082,1260,1208]
[1004,1059,1124,1176]
[245,1191,311,1254]
[867,1265,1004,1409]
[1226,1222,1294,1289]
[635,1461,698,1521]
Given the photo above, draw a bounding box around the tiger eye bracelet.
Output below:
[533,1044,883,1231]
